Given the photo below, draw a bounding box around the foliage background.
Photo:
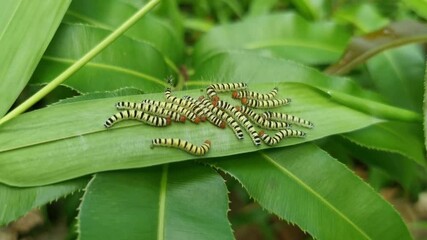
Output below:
[0,0,426,239]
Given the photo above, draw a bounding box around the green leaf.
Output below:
[289,0,328,20]
[210,144,412,240]
[0,82,381,187]
[339,136,420,191]
[366,44,425,112]
[191,52,421,122]
[193,13,351,66]
[0,177,88,225]
[403,0,427,20]
[30,23,170,93]
[334,3,389,32]
[326,20,427,75]
[343,122,426,167]
[247,0,279,17]
[64,0,184,64]
[0,0,71,117]
[78,163,233,240]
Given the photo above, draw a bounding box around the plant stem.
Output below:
[0,0,161,126]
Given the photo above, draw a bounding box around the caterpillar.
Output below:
[199,97,244,139]
[262,111,314,128]
[183,96,224,128]
[115,101,186,122]
[241,98,291,108]
[232,87,278,100]
[104,110,171,128]
[206,82,248,101]
[237,106,291,130]
[142,99,200,124]
[164,88,197,110]
[258,129,306,146]
[181,95,209,122]
[215,100,261,146]
[151,138,211,156]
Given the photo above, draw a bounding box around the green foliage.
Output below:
[0,0,426,239]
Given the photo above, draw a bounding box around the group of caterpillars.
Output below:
[104,82,314,156]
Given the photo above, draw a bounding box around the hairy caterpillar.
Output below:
[142,99,200,124]
[262,111,314,128]
[232,87,278,100]
[206,83,248,101]
[237,106,291,129]
[151,138,211,156]
[164,88,197,110]
[215,100,261,146]
[241,98,291,108]
[258,129,306,145]
[199,97,244,139]
[115,101,185,122]
[104,110,171,128]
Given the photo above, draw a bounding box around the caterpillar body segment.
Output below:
[262,111,314,128]
[215,101,261,146]
[164,88,197,110]
[151,138,211,156]
[115,101,185,122]
[182,95,208,122]
[237,106,291,130]
[258,129,306,146]
[142,99,200,124]
[104,110,171,128]
[232,87,278,100]
[241,98,291,108]
[199,98,244,139]
[206,82,248,101]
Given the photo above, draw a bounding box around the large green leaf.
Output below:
[64,0,184,64]
[343,122,426,167]
[210,144,412,240]
[0,0,71,117]
[29,23,170,94]
[0,177,88,226]
[366,45,425,112]
[191,52,420,122]
[78,163,233,239]
[334,3,389,32]
[193,13,351,66]
[0,82,381,187]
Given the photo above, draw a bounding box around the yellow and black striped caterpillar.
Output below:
[183,96,225,128]
[258,129,306,145]
[104,110,171,128]
[151,138,211,156]
[232,87,278,100]
[206,82,247,102]
[237,106,291,130]
[241,98,291,108]
[164,88,197,110]
[215,100,261,146]
[199,97,244,139]
[115,101,186,122]
[142,99,200,124]
[262,111,314,128]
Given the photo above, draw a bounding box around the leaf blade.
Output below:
[78,163,233,240]
[210,144,412,240]
[0,0,71,116]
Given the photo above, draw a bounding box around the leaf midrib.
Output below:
[260,152,371,240]
[157,164,168,240]
[244,39,342,53]
[42,56,167,87]
[0,0,22,41]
